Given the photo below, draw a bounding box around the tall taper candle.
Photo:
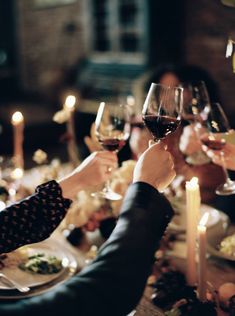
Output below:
[186,177,201,286]
[64,95,79,167]
[198,212,209,301]
[11,111,24,169]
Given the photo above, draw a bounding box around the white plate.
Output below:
[169,204,223,232]
[0,239,78,291]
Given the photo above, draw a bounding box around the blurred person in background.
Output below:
[129,63,224,203]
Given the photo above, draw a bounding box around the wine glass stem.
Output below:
[220,151,233,184]
[193,122,202,140]
[103,179,111,193]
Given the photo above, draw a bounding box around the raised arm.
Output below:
[0,143,175,316]
[0,151,117,253]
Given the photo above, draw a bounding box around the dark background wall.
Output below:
[12,0,235,115]
[184,0,235,119]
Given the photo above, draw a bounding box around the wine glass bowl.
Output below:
[182,80,210,123]
[95,103,130,153]
[181,80,212,165]
[142,83,183,142]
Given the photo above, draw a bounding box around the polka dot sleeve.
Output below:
[0,180,72,253]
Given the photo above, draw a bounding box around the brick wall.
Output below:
[16,0,85,93]
[184,0,235,119]
[15,0,235,120]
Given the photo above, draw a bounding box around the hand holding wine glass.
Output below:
[200,102,235,195]
[142,83,183,142]
[205,141,235,171]
[92,101,130,201]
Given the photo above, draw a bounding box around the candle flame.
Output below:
[12,111,24,125]
[199,212,210,227]
[64,95,76,110]
[190,177,198,185]
[11,167,24,180]
[186,177,199,190]
[127,95,135,106]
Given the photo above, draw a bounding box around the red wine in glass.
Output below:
[98,138,126,152]
[142,83,183,142]
[200,135,226,151]
[142,115,180,140]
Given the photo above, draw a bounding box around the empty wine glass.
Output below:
[182,80,210,122]
[142,83,183,142]
[91,101,130,201]
[200,102,235,195]
[182,80,211,165]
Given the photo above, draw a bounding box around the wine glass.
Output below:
[92,101,131,201]
[142,83,183,142]
[182,80,210,123]
[200,102,235,195]
[182,80,211,165]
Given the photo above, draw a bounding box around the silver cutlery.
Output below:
[0,272,30,293]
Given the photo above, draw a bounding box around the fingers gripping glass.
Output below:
[142,83,183,143]
[91,102,130,201]
[200,102,235,196]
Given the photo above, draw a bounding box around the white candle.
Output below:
[64,95,79,166]
[198,212,209,301]
[11,111,24,169]
[185,177,201,285]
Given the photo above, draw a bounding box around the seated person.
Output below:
[0,142,175,316]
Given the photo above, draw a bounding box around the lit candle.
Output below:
[64,95,79,166]
[198,212,209,302]
[185,177,201,286]
[11,111,24,169]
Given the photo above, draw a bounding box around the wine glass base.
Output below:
[215,182,235,196]
[91,190,122,201]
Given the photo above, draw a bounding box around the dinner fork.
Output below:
[0,272,30,293]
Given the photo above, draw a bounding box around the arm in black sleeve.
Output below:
[0,180,72,253]
[0,182,174,316]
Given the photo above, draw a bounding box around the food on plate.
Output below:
[18,253,63,274]
[219,233,235,257]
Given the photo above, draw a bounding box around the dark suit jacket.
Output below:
[0,182,174,316]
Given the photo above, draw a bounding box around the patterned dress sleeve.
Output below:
[0,180,72,253]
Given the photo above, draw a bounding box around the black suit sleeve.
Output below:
[0,182,174,316]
